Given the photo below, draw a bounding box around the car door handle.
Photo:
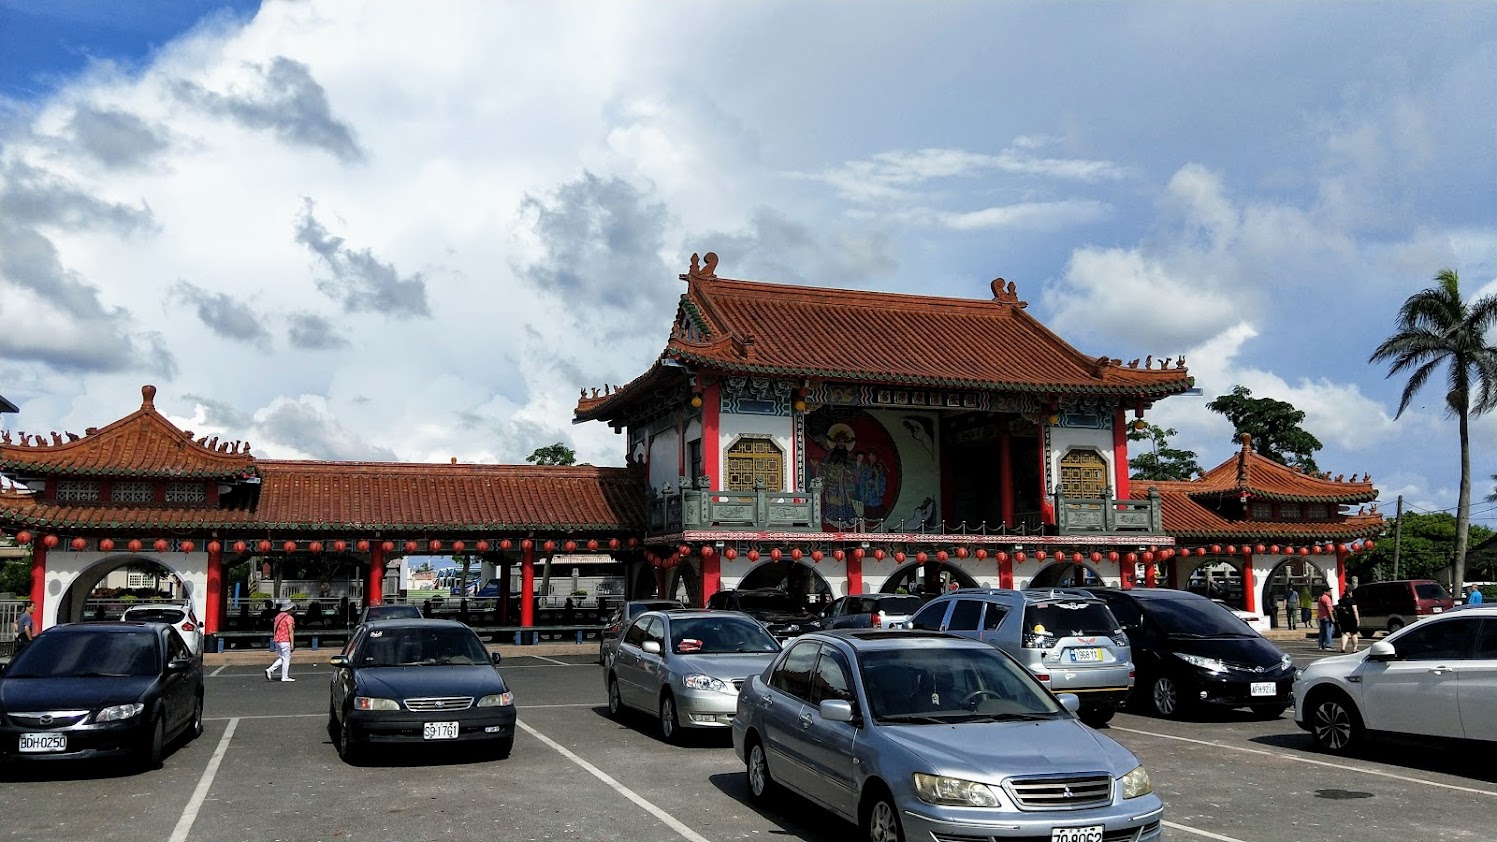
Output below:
[798,712,814,729]
[761,695,774,708]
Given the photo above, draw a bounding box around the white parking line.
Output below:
[1163,821,1251,841]
[525,655,573,666]
[1112,725,1497,797]
[518,719,711,842]
[169,717,238,842]
[209,665,228,677]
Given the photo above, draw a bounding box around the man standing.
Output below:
[13,601,35,653]
[265,599,296,682]
[1468,585,1485,606]
[1316,588,1336,651]
[1283,586,1297,629]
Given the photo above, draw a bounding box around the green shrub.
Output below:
[250,591,272,601]
[119,594,139,603]
[290,591,310,600]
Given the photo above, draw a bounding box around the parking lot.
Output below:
[1,637,1494,842]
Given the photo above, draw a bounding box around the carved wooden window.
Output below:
[166,482,208,504]
[1279,503,1302,520]
[1251,502,1274,520]
[726,438,784,492]
[55,480,100,502]
[1307,504,1328,520]
[111,481,154,504]
[1058,449,1108,498]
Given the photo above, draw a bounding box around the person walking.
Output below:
[265,598,297,682]
[13,601,35,654]
[1283,586,1297,629]
[1316,588,1336,651]
[1336,588,1361,653]
[1467,585,1485,606]
[1299,585,1313,629]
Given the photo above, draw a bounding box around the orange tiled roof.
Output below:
[0,385,256,480]
[1144,435,1378,504]
[1149,488,1384,540]
[577,253,1193,421]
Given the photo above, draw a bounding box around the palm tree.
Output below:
[1370,268,1497,596]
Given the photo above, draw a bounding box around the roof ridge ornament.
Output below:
[681,251,719,283]
[142,384,157,409]
[990,278,1028,309]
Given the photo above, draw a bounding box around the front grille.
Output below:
[731,679,744,692]
[1006,773,1112,810]
[9,711,90,729]
[403,696,473,712]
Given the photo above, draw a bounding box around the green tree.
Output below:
[1126,423,1203,481]
[1349,511,1496,585]
[1205,386,1323,474]
[526,443,577,466]
[0,558,31,596]
[1369,268,1497,596]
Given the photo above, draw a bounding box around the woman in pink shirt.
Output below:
[266,599,297,681]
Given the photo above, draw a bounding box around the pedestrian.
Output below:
[1336,588,1361,653]
[1266,588,1279,629]
[1283,586,1297,629]
[1467,585,1485,606]
[265,598,296,682]
[13,601,35,654]
[1316,588,1336,651]
[1299,585,1313,629]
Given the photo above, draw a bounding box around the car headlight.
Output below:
[683,674,731,692]
[1280,654,1295,671]
[913,773,1003,807]
[1120,765,1153,799]
[95,703,144,723]
[354,696,400,711]
[1178,653,1227,674]
[477,692,514,707]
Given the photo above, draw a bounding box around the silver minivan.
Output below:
[907,588,1133,726]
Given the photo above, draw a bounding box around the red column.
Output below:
[1145,559,1157,588]
[30,543,46,628]
[702,383,720,489]
[1120,554,1133,590]
[368,543,385,605]
[999,553,1013,590]
[847,552,863,596]
[1112,408,1131,500]
[520,542,535,628]
[1241,557,1256,613]
[1336,550,1347,596]
[999,429,1015,529]
[702,550,720,606]
[206,543,223,634]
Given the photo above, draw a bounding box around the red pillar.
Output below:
[1145,557,1157,588]
[520,542,535,628]
[1336,550,1347,596]
[999,553,1013,589]
[30,543,46,628]
[999,429,1014,528]
[1113,408,1131,500]
[1242,557,1256,613]
[702,550,720,606]
[847,553,863,596]
[206,543,223,634]
[702,383,720,489]
[1120,554,1133,590]
[368,543,385,605]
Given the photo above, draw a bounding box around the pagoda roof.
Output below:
[1145,434,1378,505]
[576,253,1193,423]
[0,385,257,480]
[1144,486,1383,540]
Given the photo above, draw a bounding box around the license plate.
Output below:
[1068,648,1103,663]
[1250,682,1277,697]
[1052,825,1103,842]
[1433,607,1443,613]
[19,733,67,753]
[423,721,460,740]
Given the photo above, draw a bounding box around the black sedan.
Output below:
[0,622,204,769]
[328,619,516,764]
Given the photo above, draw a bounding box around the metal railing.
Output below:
[1054,488,1164,535]
[649,476,824,534]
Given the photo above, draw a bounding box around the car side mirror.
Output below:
[167,657,196,673]
[642,640,662,655]
[329,655,350,668]
[1366,641,1397,662]
[490,651,503,665]
[819,699,856,723]
[1057,693,1082,713]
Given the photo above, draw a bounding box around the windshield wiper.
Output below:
[967,712,1054,722]
[1166,632,1210,638]
[877,713,953,725]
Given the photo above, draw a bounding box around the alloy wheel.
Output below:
[867,798,903,842]
[607,678,623,716]
[659,695,678,742]
[1312,698,1356,752]
[1152,676,1178,717]
[747,743,770,800]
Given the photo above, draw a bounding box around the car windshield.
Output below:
[1023,601,1119,641]
[1145,597,1257,637]
[738,592,799,613]
[669,617,781,654]
[122,608,187,624]
[7,631,160,678]
[857,647,1063,724]
[860,596,923,615]
[357,628,490,666]
[366,605,422,620]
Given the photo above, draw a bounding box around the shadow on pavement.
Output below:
[1248,732,1497,784]
[708,772,852,842]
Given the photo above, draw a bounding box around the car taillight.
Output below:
[182,622,196,631]
[872,611,883,627]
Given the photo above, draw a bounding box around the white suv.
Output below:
[120,602,204,656]
[1294,605,1497,752]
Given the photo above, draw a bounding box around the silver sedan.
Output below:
[605,610,781,742]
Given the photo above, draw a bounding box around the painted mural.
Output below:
[806,408,902,530]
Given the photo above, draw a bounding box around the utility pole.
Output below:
[1392,495,1403,579]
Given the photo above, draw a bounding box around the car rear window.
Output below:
[1415,583,1450,601]
[738,592,798,613]
[1023,601,1119,641]
[866,596,922,615]
[122,608,187,623]
[366,605,422,620]
[1143,596,1256,637]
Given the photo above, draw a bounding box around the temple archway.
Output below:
[880,560,979,595]
[1180,556,1245,609]
[1028,561,1105,589]
[1260,557,1332,627]
[54,555,198,626]
[737,560,833,610]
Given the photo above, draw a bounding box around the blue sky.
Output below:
[0,1,1494,528]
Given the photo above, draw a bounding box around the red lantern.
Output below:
[955,547,969,559]
[280,540,294,553]
[1338,544,1349,553]
[308,541,323,554]
[993,551,1004,562]
[936,551,948,562]
[701,546,714,558]
[1298,546,1310,556]
[544,540,557,553]
[42,534,59,549]
[1365,540,1376,550]
[627,538,639,548]
[587,539,598,552]
[1242,545,1253,556]
[1195,548,1206,557]
[1311,544,1322,554]
[833,550,845,561]
[1014,552,1026,562]
[334,539,347,553]
[565,540,578,552]
[677,544,690,557]
[770,549,782,561]
[1269,545,1280,555]
[791,548,803,560]
[14,531,31,545]
[1125,552,1137,563]
[1091,552,1102,562]
[811,550,823,562]
[70,537,87,551]
[180,540,195,553]
[129,539,143,552]
[401,540,415,553]
[748,550,760,562]
[451,540,465,553]
[475,540,489,552]
[101,538,116,552]
[725,548,738,560]
[500,539,513,551]
[852,548,865,560]
[975,549,987,560]
[521,539,534,550]
[609,538,621,550]
[151,539,167,552]
[873,549,886,560]
[355,539,368,552]
[208,541,221,554]
[1226,545,1237,554]
[233,540,246,554]
[1036,551,1048,561]
[1211,544,1221,554]
[1255,544,1266,554]
[381,540,395,553]
[916,552,928,563]
[1107,551,1119,562]
[1142,551,1154,562]
[428,540,442,552]
[894,552,906,563]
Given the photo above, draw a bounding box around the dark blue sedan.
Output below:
[328,619,516,764]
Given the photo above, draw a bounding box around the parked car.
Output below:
[733,629,1163,842]
[119,602,204,656]
[606,610,781,742]
[1084,587,1294,719]
[359,603,424,624]
[327,619,515,764]
[820,594,924,630]
[599,599,683,668]
[1212,600,1270,635]
[905,588,1133,726]
[1353,579,1454,636]
[0,622,204,768]
[706,589,822,640]
[1295,605,1497,753]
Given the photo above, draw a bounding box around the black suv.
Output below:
[706,589,822,640]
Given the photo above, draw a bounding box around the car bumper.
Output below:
[1185,673,1294,708]
[347,708,517,745]
[899,796,1164,841]
[0,719,149,761]
[1044,664,1134,698]
[677,689,740,728]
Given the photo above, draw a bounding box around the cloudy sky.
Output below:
[1,1,1494,527]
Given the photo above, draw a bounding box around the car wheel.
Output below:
[1250,704,1288,720]
[1150,676,1183,718]
[139,714,166,770]
[862,790,905,842]
[745,738,776,803]
[607,676,624,718]
[1387,618,1404,634]
[1078,704,1115,727]
[489,736,514,760]
[189,695,205,740]
[1309,692,1363,754]
[659,693,681,743]
[337,709,363,765]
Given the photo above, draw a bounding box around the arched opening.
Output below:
[56,555,193,625]
[738,560,833,610]
[1180,557,1245,609]
[1028,561,1106,589]
[879,561,979,595]
[1262,557,1332,630]
[230,552,366,631]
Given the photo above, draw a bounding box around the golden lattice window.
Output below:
[1058,450,1108,498]
[725,438,784,492]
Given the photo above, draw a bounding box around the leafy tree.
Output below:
[1369,268,1497,596]
[1126,423,1203,481]
[1348,511,1496,585]
[1205,386,1322,474]
[0,558,31,596]
[526,443,577,466]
